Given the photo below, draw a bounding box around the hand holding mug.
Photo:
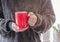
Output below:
[11,22,29,32]
[28,12,37,26]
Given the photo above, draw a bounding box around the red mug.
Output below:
[14,11,28,29]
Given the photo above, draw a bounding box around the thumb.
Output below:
[28,12,34,16]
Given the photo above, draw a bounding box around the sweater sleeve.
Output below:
[0,1,13,36]
[30,0,56,33]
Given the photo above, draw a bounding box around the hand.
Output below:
[11,23,29,32]
[28,12,37,26]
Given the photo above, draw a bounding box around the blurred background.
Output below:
[40,0,60,42]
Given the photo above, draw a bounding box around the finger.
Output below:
[12,23,20,32]
[12,27,18,32]
[14,26,21,32]
[28,17,37,26]
[12,22,29,32]
[28,12,34,16]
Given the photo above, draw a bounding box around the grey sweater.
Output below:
[0,0,55,42]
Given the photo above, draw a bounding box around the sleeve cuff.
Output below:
[6,20,14,31]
